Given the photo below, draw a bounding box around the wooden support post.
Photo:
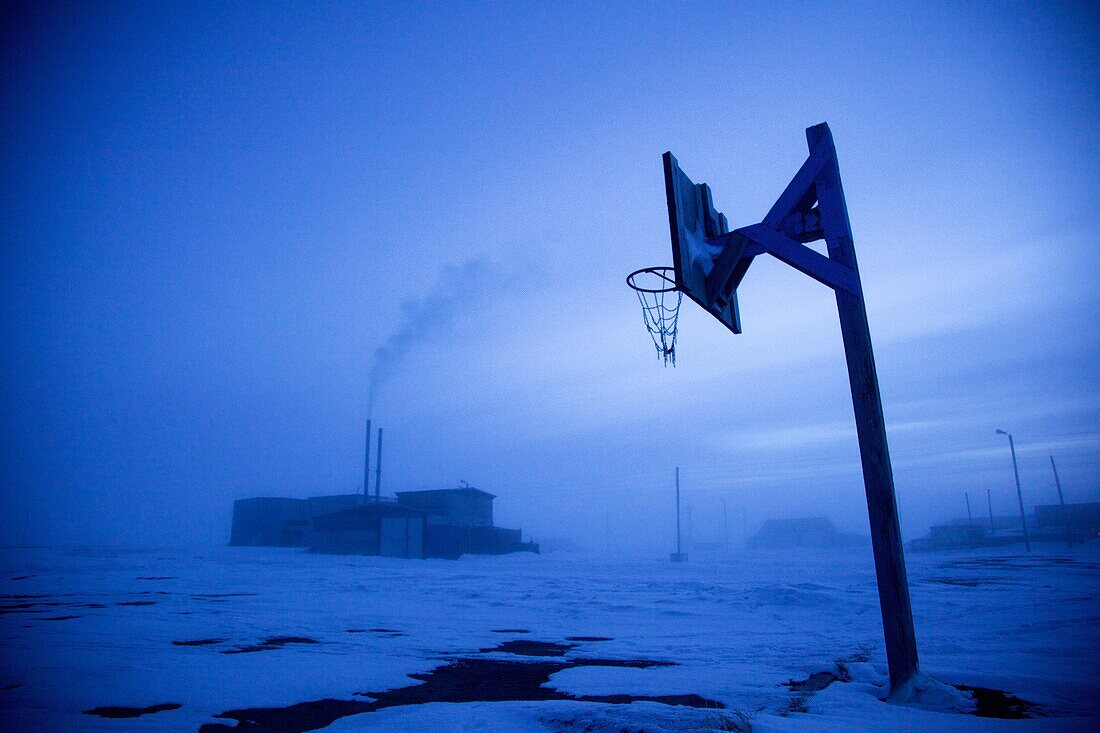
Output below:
[807,123,919,695]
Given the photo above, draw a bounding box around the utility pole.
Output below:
[986,489,995,535]
[686,502,693,552]
[996,429,1030,552]
[1050,455,1071,547]
[671,467,686,562]
[374,427,383,500]
[676,468,681,554]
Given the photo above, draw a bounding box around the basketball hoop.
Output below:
[626,266,682,366]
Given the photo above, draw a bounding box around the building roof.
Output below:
[396,488,496,500]
[757,517,837,534]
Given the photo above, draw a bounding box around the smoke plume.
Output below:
[367,258,498,417]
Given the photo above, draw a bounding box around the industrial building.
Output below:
[1034,502,1100,539]
[229,493,360,548]
[229,497,311,547]
[229,486,537,559]
[909,501,1100,551]
[396,488,494,526]
[310,500,426,557]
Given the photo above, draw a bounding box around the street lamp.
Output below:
[996,429,1031,552]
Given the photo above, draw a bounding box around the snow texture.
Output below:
[1,543,1097,731]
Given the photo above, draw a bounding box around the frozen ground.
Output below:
[1,542,1097,732]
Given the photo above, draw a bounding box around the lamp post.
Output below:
[995,429,1030,552]
[1050,455,1071,547]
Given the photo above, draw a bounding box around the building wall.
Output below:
[423,525,532,559]
[397,490,493,526]
[1035,503,1100,529]
[310,505,426,558]
[380,517,424,558]
[307,494,363,518]
[311,529,380,556]
[454,494,493,527]
[235,489,529,559]
[230,498,309,547]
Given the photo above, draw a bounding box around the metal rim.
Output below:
[626,266,678,293]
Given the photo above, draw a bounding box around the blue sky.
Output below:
[2,2,1098,551]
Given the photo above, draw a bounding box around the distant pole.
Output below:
[675,467,682,555]
[986,489,995,535]
[1050,455,1071,547]
[374,427,383,499]
[996,430,1030,552]
[722,498,729,553]
[605,514,611,555]
[965,492,974,546]
[364,419,372,500]
[686,502,693,551]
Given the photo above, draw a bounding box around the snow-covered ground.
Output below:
[1,542,1097,731]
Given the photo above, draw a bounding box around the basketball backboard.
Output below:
[663,152,744,334]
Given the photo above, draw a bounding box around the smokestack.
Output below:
[363,419,372,500]
[374,427,383,499]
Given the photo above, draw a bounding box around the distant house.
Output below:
[746,518,867,550]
